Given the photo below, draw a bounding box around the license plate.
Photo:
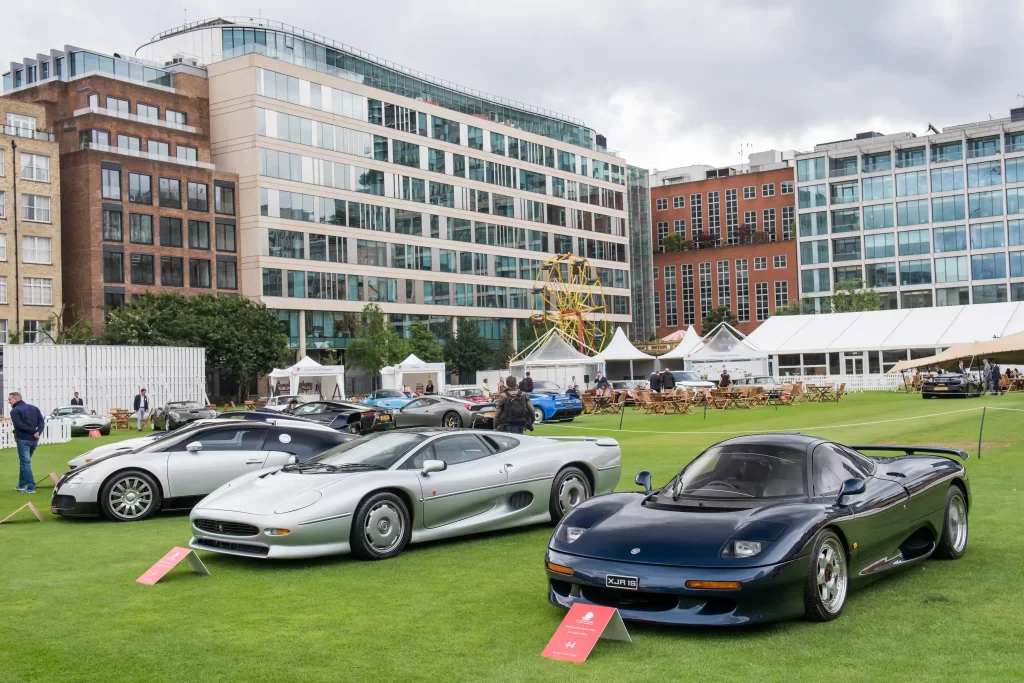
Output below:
[380,414,392,420]
[606,574,638,590]
[484,411,494,417]
[933,386,948,391]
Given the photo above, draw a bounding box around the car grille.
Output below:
[193,519,260,537]
[51,494,77,511]
[580,586,679,612]
[192,538,270,557]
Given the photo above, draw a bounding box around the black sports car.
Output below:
[922,372,983,398]
[546,433,969,626]
[279,400,392,434]
[153,401,218,430]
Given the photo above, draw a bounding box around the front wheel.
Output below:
[934,485,968,559]
[549,466,592,523]
[350,492,411,561]
[533,406,545,424]
[803,530,848,621]
[442,411,463,428]
[100,470,162,522]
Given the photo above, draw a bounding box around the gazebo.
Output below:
[685,323,769,378]
[510,328,604,389]
[381,354,446,394]
[657,326,703,368]
[593,327,655,381]
[268,356,346,399]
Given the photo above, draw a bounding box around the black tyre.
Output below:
[442,411,463,429]
[803,529,848,622]
[549,466,592,523]
[100,469,162,522]
[533,406,545,424]
[934,485,968,559]
[350,492,411,561]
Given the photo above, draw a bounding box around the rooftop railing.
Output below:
[80,141,215,169]
[73,106,200,134]
[3,125,55,142]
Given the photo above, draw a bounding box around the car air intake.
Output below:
[508,491,533,510]
[193,519,260,537]
[192,538,270,556]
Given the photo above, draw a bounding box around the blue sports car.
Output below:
[546,433,969,626]
[526,381,584,422]
[361,390,416,410]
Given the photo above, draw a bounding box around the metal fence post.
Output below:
[977,406,986,459]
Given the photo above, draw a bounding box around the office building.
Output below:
[134,18,631,355]
[3,47,239,331]
[0,99,62,342]
[649,151,798,335]
[627,165,653,339]
[794,109,1024,311]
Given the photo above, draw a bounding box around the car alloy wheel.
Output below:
[363,501,404,554]
[107,475,156,520]
[443,412,463,428]
[533,407,545,424]
[816,537,847,615]
[948,494,968,553]
[557,474,588,515]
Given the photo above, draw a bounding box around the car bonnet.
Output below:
[196,469,360,515]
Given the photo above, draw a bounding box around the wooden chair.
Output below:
[705,389,729,410]
[580,395,595,415]
[834,383,847,402]
[229,401,238,410]
[647,393,668,415]
[140,411,153,430]
[667,391,693,414]
[791,382,807,403]
[634,390,654,413]
[607,392,627,414]
[776,384,795,405]
[244,400,255,409]
[112,410,131,430]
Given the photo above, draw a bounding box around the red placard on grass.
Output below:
[89,429,101,437]
[136,547,210,585]
[541,604,631,663]
[0,501,44,524]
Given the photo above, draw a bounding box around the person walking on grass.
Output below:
[989,359,1004,396]
[133,388,150,431]
[9,392,45,494]
[494,375,535,435]
[519,372,534,394]
[648,370,662,393]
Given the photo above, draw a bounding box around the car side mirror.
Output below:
[837,478,865,505]
[185,441,203,453]
[421,459,447,475]
[287,455,298,465]
[634,470,652,494]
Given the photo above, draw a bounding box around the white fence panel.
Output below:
[0,417,72,449]
[782,373,904,392]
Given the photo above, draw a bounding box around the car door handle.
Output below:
[245,459,264,465]
[505,463,513,468]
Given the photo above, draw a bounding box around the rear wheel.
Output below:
[442,411,463,429]
[533,406,545,424]
[803,530,848,621]
[549,467,591,523]
[934,485,968,559]
[350,492,411,561]
[100,470,162,522]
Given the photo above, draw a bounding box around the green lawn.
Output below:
[1,392,1022,682]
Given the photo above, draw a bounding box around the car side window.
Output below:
[193,428,267,452]
[811,444,864,497]
[270,429,337,461]
[483,434,519,452]
[432,435,494,465]
[404,444,436,470]
[404,398,426,410]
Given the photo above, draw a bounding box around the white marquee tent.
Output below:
[269,356,346,399]
[381,354,446,394]
[510,328,604,388]
[685,323,769,377]
[658,326,703,366]
[593,327,655,380]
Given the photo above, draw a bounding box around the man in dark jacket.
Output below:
[133,389,150,431]
[494,376,535,434]
[519,372,534,394]
[9,392,46,494]
[70,392,84,406]
[661,368,675,393]
[648,371,662,393]
[989,359,1004,395]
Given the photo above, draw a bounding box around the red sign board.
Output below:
[541,604,631,663]
[136,547,210,585]
[0,501,44,524]
[89,429,101,437]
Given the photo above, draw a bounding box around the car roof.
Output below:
[710,432,824,450]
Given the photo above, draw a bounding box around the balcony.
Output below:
[3,125,55,142]
[931,152,963,164]
[895,157,926,169]
[80,141,215,169]
[967,147,1000,159]
[862,162,891,174]
[830,165,858,178]
[659,225,792,253]
[73,105,200,134]
[1007,142,1024,154]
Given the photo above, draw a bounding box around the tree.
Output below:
[406,320,444,363]
[346,304,408,387]
[103,293,290,399]
[700,305,738,334]
[772,300,806,316]
[39,304,92,344]
[661,233,683,252]
[493,328,516,369]
[827,278,881,313]
[444,317,490,379]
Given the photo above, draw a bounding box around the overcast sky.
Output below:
[6,0,1024,171]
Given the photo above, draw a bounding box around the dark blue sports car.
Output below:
[526,381,584,423]
[546,433,969,626]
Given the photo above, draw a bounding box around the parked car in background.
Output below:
[52,420,354,521]
[526,384,584,423]
[361,390,416,410]
[529,380,565,395]
[50,406,111,436]
[733,376,782,390]
[444,386,491,403]
[152,401,218,430]
[283,400,392,433]
[262,395,316,412]
[609,381,640,405]
[668,370,717,391]
[922,372,983,398]
[391,395,495,429]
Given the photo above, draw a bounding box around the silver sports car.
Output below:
[189,429,621,560]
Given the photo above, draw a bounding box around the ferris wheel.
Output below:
[530,253,608,353]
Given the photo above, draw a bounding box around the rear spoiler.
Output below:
[851,445,969,461]
[543,436,619,447]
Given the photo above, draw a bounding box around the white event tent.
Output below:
[593,327,655,380]
[658,326,703,368]
[269,356,346,399]
[744,301,1024,378]
[381,354,446,394]
[683,323,769,377]
[510,328,604,388]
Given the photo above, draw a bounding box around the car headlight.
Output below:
[731,540,763,557]
[557,524,589,543]
[59,468,86,487]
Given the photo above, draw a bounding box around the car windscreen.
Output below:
[57,407,87,415]
[668,444,807,499]
[168,401,204,410]
[309,431,427,468]
[671,371,704,383]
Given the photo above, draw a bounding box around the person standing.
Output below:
[982,360,992,394]
[719,367,732,389]
[133,388,150,431]
[956,361,966,375]
[9,392,45,494]
[594,372,610,391]
[990,359,1004,395]
[519,372,534,394]
[494,375,535,434]
[661,368,675,393]
[648,370,662,393]
[70,392,84,406]
[481,378,490,396]
[425,379,435,394]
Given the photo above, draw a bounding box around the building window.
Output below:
[754,256,767,270]
[755,282,769,321]
[664,265,678,328]
[654,291,661,329]
[130,214,154,244]
[781,180,794,195]
[130,254,155,284]
[177,146,198,163]
[781,206,795,240]
[655,197,667,211]
[217,260,237,289]
[215,222,236,252]
[717,260,731,309]
[24,277,53,305]
[106,289,127,308]
[0,191,4,218]
[115,134,140,152]
[681,263,695,325]
[798,184,827,209]
[20,153,49,182]
[160,256,184,286]
[22,195,50,222]
[935,255,969,283]
[973,284,1007,304]
[864,232,895,259]
[128,173,152,204]
[166,109,187,126]
[899,260,932,286]
[189,259,212,288]
[743,186,756,200]
[690,194,703,233]
[774,281,788,310]
[968,190,1003,219]
[762,183,775,197]
[102,209,123,241]
[672,195,685,209]
[865,262,897,288]
[0,276,6,303]
[0,149,4,176]
[725,189,738,244]
[673,219,685,236]
[187,182,208,211]
[136,103,159,119]
[773,255,787,269]
[103,251,123,283]
[101,168,121,199]
[159,217,183,247]
[215,185,236,215]
[763,208,777,241]
[22,321,42,344]
[971,253,1006,280]
[744,210,757,229]
[970,221,1005,249]
[158,177,181,208]
[22,236,51,264]
[188,220,210,249]
[735,259,749,322]
[148,140,170,157]
[898,229,931,256]
[699,262,712,319]
[656,221,669,249]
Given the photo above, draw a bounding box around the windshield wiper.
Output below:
[282,462,386,473]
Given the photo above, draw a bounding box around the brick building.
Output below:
[3,48,238,331]
[650,153,798,336]
[0,99,62,342]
